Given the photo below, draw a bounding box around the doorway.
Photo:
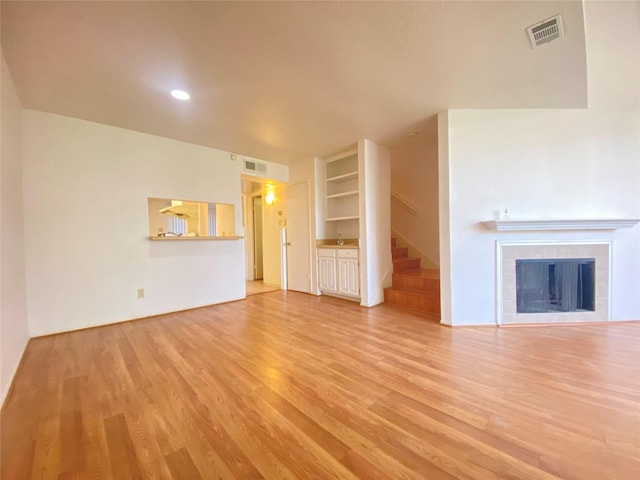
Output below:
[242,178,282,296]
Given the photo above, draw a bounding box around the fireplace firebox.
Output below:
[516,258,595,313]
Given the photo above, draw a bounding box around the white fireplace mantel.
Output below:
[487,219,639,232]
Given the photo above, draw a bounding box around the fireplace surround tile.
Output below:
[497,241,610,325]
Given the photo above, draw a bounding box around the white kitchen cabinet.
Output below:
[318,247,359,300]
[317,248,337,293]
[337,249,359,297]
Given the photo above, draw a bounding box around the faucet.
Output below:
[337,233,344,246]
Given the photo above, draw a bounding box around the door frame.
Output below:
[243,190,263,281]
[252,194,264,280]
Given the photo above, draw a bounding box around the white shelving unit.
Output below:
[326,191,358,200]
[326,150,359,222]
[326,171,358,183]
[313,139,391,307]
[326,216,359,222]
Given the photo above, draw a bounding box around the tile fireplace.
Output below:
[497,242,610,325]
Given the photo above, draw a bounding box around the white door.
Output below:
[286,181,311,293]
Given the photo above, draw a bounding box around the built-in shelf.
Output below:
[327,171,358,183]
[148,236,244,241]
[327,190,358,199]
[326,216,359,222]
[325,152,359,221]
[488,219,640,232]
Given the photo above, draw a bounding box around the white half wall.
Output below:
[22,110,287,336]
[1,52,30,405]
[438,1,640,325]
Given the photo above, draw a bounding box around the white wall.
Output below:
[0,53,30,404]
[359,139,392,307]
[439,1,640,325]
[390,118,439,267]
[22,110,287,336]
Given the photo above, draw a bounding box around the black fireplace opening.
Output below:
[516,258,595,313]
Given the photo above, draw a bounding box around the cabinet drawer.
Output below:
[337,248,358,259]
[317,248,336,258]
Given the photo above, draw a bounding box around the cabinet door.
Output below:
[338,258,360,297]
[318,257,337,293]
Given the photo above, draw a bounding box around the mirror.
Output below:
[148,198,237,238]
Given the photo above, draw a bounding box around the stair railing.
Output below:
[391,191,419,215]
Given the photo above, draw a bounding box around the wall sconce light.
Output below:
[265,191,275,205]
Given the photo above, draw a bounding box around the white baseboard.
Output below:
[1,338,29,409]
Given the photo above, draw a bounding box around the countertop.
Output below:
[148,235,243,241]
[316,238,359,248]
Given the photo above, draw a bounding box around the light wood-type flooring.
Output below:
[246,280,280,296]
[2,291,639,479]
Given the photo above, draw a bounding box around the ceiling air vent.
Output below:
[243,158,268,176]
[527,14,563,48]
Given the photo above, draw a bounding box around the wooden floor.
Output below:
[246,280,280,296]
[2,292,639,479]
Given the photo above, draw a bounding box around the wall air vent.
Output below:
[243,158,268,176]
[527,14,563,48]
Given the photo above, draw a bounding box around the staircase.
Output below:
[384,238,440,319]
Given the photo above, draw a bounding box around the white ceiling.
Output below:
[1,1,587,165]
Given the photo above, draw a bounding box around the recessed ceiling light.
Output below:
[170,89,190,100]
[407,131,418,137]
